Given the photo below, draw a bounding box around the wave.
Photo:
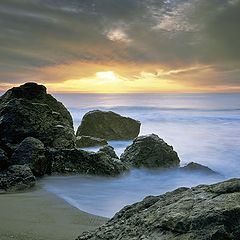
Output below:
[69,106,240,113]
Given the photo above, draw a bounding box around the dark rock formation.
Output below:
[181,162,218,175]
[98,145,119,159]
[76,136,107,148]
[11,137,47,176]
[0,82,75,151]
[0,165,36,192]
[0,82,72,126]
[120,134,180,169]
[77,178,240,240]
[46,148,128,176]
[0,148,9,171]
[77,110,141,140]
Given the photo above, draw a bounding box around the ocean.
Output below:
[41,93,240,217]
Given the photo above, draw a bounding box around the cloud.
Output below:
[0,0,240,91]
[106,29,132,43]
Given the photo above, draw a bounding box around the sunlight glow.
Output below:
[96,71,118,81]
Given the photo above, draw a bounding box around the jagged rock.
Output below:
[0,165,36,192]
[0,82,75,151]
[120,134,180,168]
[76,136,107,148]
[0,148,9,171]
[181,162,218,175]
[98,145,119,159]
[77,110,141,140]
[77,178,240,240]
[11,137,47,176]
[0,82,72,126]
[46,148,128,176]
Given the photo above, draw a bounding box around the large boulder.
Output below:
[46,148,128,176]
[0,165,36,192]
[120,134,180,168]
[0,82,75,151]
[76,136,108,148]
[0,148,9,171]
[77,178,240,240]
[76,110,141,140]
[11,137,48,176]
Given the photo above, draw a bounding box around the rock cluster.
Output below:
[77,110,141,140]
[77,178,240,240]
[0,82,217,193]
[46,148,128,176]
[0,83,128,191]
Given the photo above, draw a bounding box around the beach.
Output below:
[0,185,108,240]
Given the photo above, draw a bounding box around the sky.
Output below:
[0,0,240,93]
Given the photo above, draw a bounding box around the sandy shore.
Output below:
[0,187,108,240]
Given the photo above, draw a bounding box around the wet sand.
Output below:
[0,187,108,240]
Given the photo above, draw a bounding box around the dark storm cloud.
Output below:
[0,0,240,87]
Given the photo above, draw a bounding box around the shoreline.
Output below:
[0,185,108,240]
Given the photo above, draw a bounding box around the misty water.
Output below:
[41,93,240,217]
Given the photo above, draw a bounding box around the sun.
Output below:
[96,71,117,81]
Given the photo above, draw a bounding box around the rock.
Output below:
[0,82,72,126]
[0,82,75,150]
[11,137,48,176]
[98,145,119,159]
[120,134,180,169]
[0,165,36,192]
[181,162,218,175]
[0,148,9,171]
[76,136,108,148]
[46,148,128,176]
[77,178,240,240]
[76,110,141,140]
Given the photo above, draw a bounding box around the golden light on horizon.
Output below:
[2,60,240,94]
[96,71,118,82]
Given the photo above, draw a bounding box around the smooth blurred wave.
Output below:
[42,93,240,217]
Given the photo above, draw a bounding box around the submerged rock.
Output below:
[76,136,107,148]
[120,134,180,168]
[98,145,119,159]
[0,148,9,171]
[46,148,128,176]
[0,82,75,150]
[0,165,36,192]
[77,110,141,140]
[181,162,218,175]
[77,178,240,240]
[11,137,48,177]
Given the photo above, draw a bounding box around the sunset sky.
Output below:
[0,0,240,93]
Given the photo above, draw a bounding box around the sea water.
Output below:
[41,93,240,217]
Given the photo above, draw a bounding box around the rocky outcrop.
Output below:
[77,178,240,240]
[76,136,107,148]
[98,145,118,159]
[121,134,180,168]
[0,148,9,171]
[0,165,36,192]
[11,137,47,177]
[77,110,141,140]
[46,148,128,176]
[181,162,218,175]
[0,82,75,151]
